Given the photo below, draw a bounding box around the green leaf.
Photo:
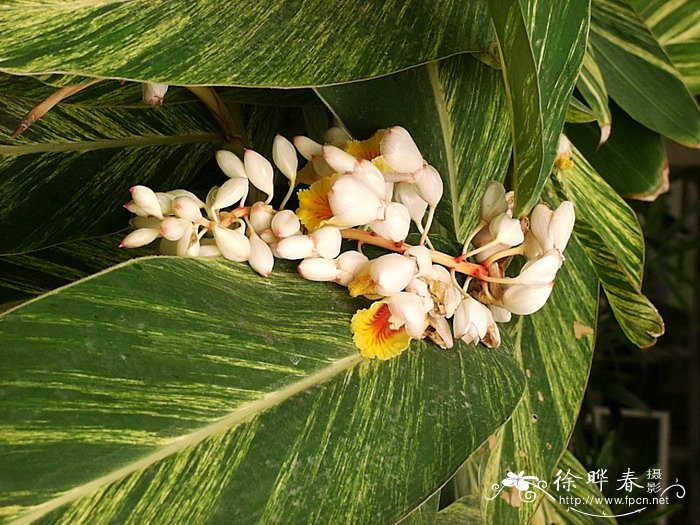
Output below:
[628,0,700,94]
[576,45,612,135]
[0,85,223,255]
[0,258,525,523]
[485,0,590,215]
[554,148,664,347]
[316,54,512,242]
[436,494,483,525]
[481,231,599,524]
[566,105,668,200]
[531,451,617,524]
[399,491,441,525]
[0,2,494,87]
[590,0,700,147]
[567,96,600,124]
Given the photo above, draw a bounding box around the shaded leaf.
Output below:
[435,494,483,525]
[554,148,664,347]
[0,258,525,523]
[317,54,512,242]
[590,0,700,147]
[485,0,590,215]
[0,2,494,87]
[481,231,599,524]
[566,105,668,200]
[399,491,441,525]
[576,45,612,135]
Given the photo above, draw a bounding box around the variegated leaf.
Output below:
[576,45,612,139]
[0,84,222,255]
[435,494,483,525]
[316,54,512,243]
[590,0,700,147]
[485,0,590,215]
[0,1,493,87]
[0,258,525,524]
[481,231,599,524]
[554,147,665,347]
[566,105,668,200]
[628,0,700,94]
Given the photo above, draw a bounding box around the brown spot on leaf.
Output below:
[518,450,528,458]
[537,391,544,402]
[488,434,498,450]
[573,320,594,339]
[525,368,532,378]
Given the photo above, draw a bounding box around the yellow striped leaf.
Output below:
[0,259,525,523]
[554,147,665,347]
[590,0,700,147]
[0,1,493,87]
[576,44,612,134]
[485,0,590,215]
[481,231,599,524]
[316,54,512,242]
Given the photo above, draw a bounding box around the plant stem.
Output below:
[186,86,247,152]
[483,245,525,267]
[461,219,486,254]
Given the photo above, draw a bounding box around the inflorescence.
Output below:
[121,126,575,360]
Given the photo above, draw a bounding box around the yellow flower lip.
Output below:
[296,174,342,231]
[351,301,411,360]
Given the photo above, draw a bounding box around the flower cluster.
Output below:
[121,126,575,360]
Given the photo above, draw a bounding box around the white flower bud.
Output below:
[368,202,410,242]
[323,145,357,174]
[142,83,168,106]
[453,296,489,344]
[324,126,352,147]
[480,181,508,223]
[216,150,248,179]
[159,217,190,241]
[529,204,554,252]
[328,175,385,226]
[430,315,454,349]
[369,253,417,296]
[212,177,249,210]
[293,136,323,160]
[124,201,148,217]
[482,307,501,348]
[522,232,543,259]
[550,201,575,252]
[489,212,524,246]
[172,197,202,222]
[120,228,160,248]
[413,165,443,207]
[167,189,205,207]
[395,182,427,224]
[249,235,274,277]
[154,192,173,215]
[386,292,429,339]
[272,135,298,182]
[213,224,250,262]
[130,216,162,229]
[130,185,164,219]
[197,242,222,257]
[310,226,342,259]
[380,126,424,173]
[335,250,369,286]
[259,228,279,245]
[244,149,275,198]
[472,227,508,263]
[275,235,316,260]
[175,223,196,256]
[516,249,563,285]
[404,245,432,276]
[555,134,573,169]
[489,304,512,323]
[298,257,341,282]
[249,201,276,233]
[271,209,301,239]
[501,283,554,315]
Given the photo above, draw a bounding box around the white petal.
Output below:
[142,83,168,106]
[310,226,342,259]
[529,204,554,252]
[213,225,250,262]
[489,304,512,323]
[413,165,443,207]
[405,245,432,276]
[155,192,174,215]
[323,145,357,174]
[120,228,160,248]
[369,253,417,296]
[394,182,427,224]
[298,257,341,282]
[271,209,301,238]
[502,283,554,315]
[328,175,384,226]
[387,292,428,339]
[130,185,164,219]
[249,201,276,233]
[431,315,454,349]
[453,296,489,341]
[272,135,298,181]
[550,201,575,252]
[212,177,249,210]
[489,212,524,246]
[480,181,508,223]
[249,235,274,276]
[353,160,387,198]
[380,126,424,173]
[275,235,316,260]
[198,244,222,257]
[124,201,148,217]
[216,150,248,179]
[167,189,205,207]
[259,228,279,244]
[175,223,195,256]
[482,307,501,348]
[369,202,411,242]
[172,197,202,221]
[244,149,274,197]
[293,135,323,160]
[516,249,563,285]
[335,250,368,285]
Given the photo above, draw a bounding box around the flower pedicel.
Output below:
[121,126,575,360]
